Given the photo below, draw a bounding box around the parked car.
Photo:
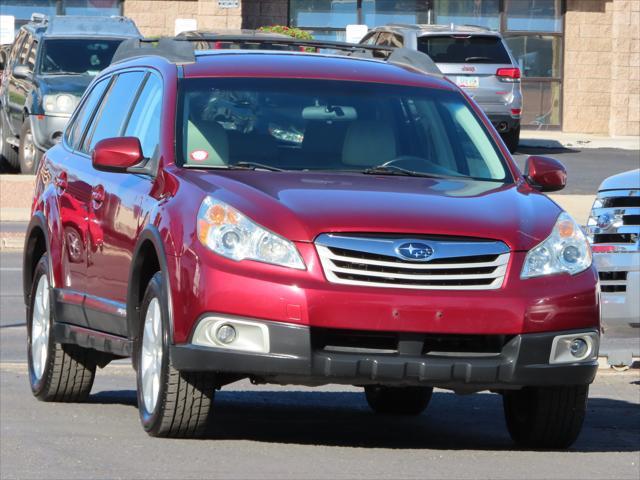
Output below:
[587,168,640,367]
[360,24,523,153]
[23,38,599,447]
[0,13,140,174]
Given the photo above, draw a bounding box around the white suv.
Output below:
[587,169,640,366]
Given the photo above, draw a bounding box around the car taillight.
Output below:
[511,108,522,116]
[496,67,521,82]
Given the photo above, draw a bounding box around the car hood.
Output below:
[38,74,94,96]
[182,170,562,251]
[599,168,640,191]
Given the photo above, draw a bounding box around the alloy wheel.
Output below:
[140,298,163,413]
[30,275,50,381]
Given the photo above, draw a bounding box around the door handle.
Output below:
[91,184,105,206]
[54,171,67,191]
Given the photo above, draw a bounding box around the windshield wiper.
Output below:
[230,161,284,172]
[362,165,452,179]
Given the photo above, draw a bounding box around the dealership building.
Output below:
[2,0,639,136]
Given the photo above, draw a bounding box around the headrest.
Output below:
[342,121,396,167]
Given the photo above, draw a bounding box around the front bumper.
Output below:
[171,322,598,390]
[594,251,640,364]
[30,114,68,151]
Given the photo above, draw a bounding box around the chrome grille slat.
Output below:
[588,189,640,249]
[315,234,510,291]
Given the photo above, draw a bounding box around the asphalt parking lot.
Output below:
[1,248,639,479]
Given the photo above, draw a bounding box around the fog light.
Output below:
[570,338,588,358]
[216,324,237,344]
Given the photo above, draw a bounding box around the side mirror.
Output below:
[92,137,144,173]
[524,155,567,192]
[13,64,31,80]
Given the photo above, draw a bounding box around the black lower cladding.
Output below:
[170,321,598,389]
[488,114,519,132]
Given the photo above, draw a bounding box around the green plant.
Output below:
[258,25,313,40]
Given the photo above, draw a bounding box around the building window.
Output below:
[362,0,429,27]
[62,0,121,16]
[433,0,500,30]
[505,0,562,33]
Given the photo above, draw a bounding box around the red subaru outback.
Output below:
[23,38,599,446]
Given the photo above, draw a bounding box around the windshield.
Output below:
[178,78,511,182]
[39,38,124,75]
[418,36,511,64]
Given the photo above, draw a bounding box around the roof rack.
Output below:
[30,13,48,23]
[112,38,196,64]
[112,36,442,76]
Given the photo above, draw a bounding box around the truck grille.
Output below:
[315,233,510,290]
[599,270,628,293]
[588,189,640,250]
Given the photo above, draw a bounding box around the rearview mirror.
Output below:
[524,155,567,192]
[13,64,31,80]
[92,137,144,173]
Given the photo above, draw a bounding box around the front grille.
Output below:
[599,270,628,293]
[593,233,638,244]
[599,271,628,281]
[311,328,513,356]
[589,189,640,250]
[315,234,510,290]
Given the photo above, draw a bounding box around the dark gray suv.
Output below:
[361,24,523,153]
[0,14,140,173]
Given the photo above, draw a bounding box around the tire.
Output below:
[365,385,433,415]
[0,111,19,170]
[136,271,217,438]
[19,119,43,174]
[503,385,589,449]
[27,253,97,402]
[502,125,520,154]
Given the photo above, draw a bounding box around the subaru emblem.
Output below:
[396,242,434,261]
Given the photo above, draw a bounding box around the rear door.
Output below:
[417,35,516,113]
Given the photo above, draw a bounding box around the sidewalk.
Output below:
[520,130,640,151]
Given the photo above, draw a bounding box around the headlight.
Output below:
[521,212,592,279]
[197,197,305,270]
[43,94,78,114]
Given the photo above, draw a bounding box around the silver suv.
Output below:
[361,24,522,153]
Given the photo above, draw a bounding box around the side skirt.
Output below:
[52,321,133,358]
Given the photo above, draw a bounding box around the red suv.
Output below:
[23,38,599,447]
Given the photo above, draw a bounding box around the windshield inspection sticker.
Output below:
[190,150,209,162]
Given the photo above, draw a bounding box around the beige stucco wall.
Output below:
[124,0,243,37]
[564,0,640,136]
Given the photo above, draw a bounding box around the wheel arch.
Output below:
[23,212,49,306]
[127,227,174,346]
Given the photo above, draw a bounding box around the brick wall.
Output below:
[124,0,243,37]
[563,0,640,135]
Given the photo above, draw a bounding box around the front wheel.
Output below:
[19,119,42,174]
[503,385,589,449]
[136,271,217,437]
[27,253,96,401]
[365,385,433,415]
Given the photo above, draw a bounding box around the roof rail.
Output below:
[30,13,48,24]
[175,35,443,76]
[385,23,423,30]
[112,38,196,64]
[461,24,493,31]
[112,36,442,76]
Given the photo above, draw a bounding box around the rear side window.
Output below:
[66,78,110,150]
[84,71,145,152]
[123,74,163,158]
[418,35,511,64]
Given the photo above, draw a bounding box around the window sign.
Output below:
[345,24,368,44]
[0,16,15,45]
[218,0,239,8]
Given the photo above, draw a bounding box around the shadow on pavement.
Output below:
[516,146,581,155]
[88,389,640,452]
